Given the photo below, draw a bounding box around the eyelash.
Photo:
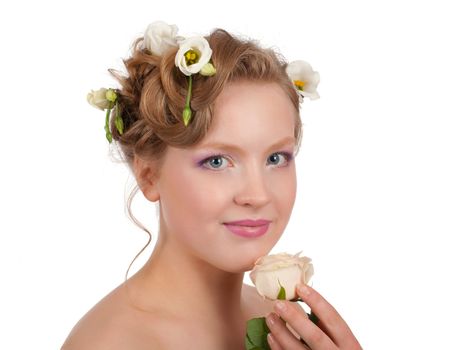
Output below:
[198,152,294,170]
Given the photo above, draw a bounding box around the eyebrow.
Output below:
[198,136,296,154]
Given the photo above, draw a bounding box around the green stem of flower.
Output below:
[105,108,110,130]
[104,101,113,143]
[185,75,193,108]
[182,75,193,126]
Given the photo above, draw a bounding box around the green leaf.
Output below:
[245,317,270,350]
[245,334,255,349]
[245,334,264,350]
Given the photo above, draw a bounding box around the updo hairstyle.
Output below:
[108,29,303,168]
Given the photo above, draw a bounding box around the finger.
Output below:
[266,312,307,350]
[296,283,359,346]
[267,332,283,350]
[273,301,337,350]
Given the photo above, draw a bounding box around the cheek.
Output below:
[160,168,230,227]
[273,166,297,214]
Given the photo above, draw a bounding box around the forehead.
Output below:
[198,81,297,149]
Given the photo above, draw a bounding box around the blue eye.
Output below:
[267,152,293,166]
[199,152,293,170]
[201,155,231,170]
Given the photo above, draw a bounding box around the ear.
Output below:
[133,156,161,202]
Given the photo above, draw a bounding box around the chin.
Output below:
[216,245,274,274]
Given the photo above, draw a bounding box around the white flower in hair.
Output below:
[87,88,109,110]
[286,60,320,100]
[144,20,181,56]
[175,36,213,76]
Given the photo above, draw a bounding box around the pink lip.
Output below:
[224,219,271,226]
[223,219,271,238]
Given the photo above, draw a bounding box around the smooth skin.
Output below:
[62,81,299,349]
[62,80,361,349]
[266,284,362,349]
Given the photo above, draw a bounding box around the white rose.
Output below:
[286,60,320,100]
[249,251,314,301]
[175,36,212,76]
[87,88,109,110]
[144,20,180,56]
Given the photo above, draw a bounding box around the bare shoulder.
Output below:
[60,284,162,350]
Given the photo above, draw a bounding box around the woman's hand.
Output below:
[265,284,362,350]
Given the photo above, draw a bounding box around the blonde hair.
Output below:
[108,28,303,282]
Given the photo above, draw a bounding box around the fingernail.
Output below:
[266,313,276,326]
[297,283,310,296]
[267,333,275,344]
[275,300,287,312]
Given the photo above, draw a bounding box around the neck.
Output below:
[127,226,248,339]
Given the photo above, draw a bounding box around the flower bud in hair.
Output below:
[105,89,118,103]
[199,62,216,76]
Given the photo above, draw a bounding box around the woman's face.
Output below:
[155,81,298,272]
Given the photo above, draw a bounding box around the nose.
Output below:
[233,164,271,208]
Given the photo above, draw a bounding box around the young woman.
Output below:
[62,21,361,350]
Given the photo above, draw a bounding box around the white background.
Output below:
[0,0,471,349]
